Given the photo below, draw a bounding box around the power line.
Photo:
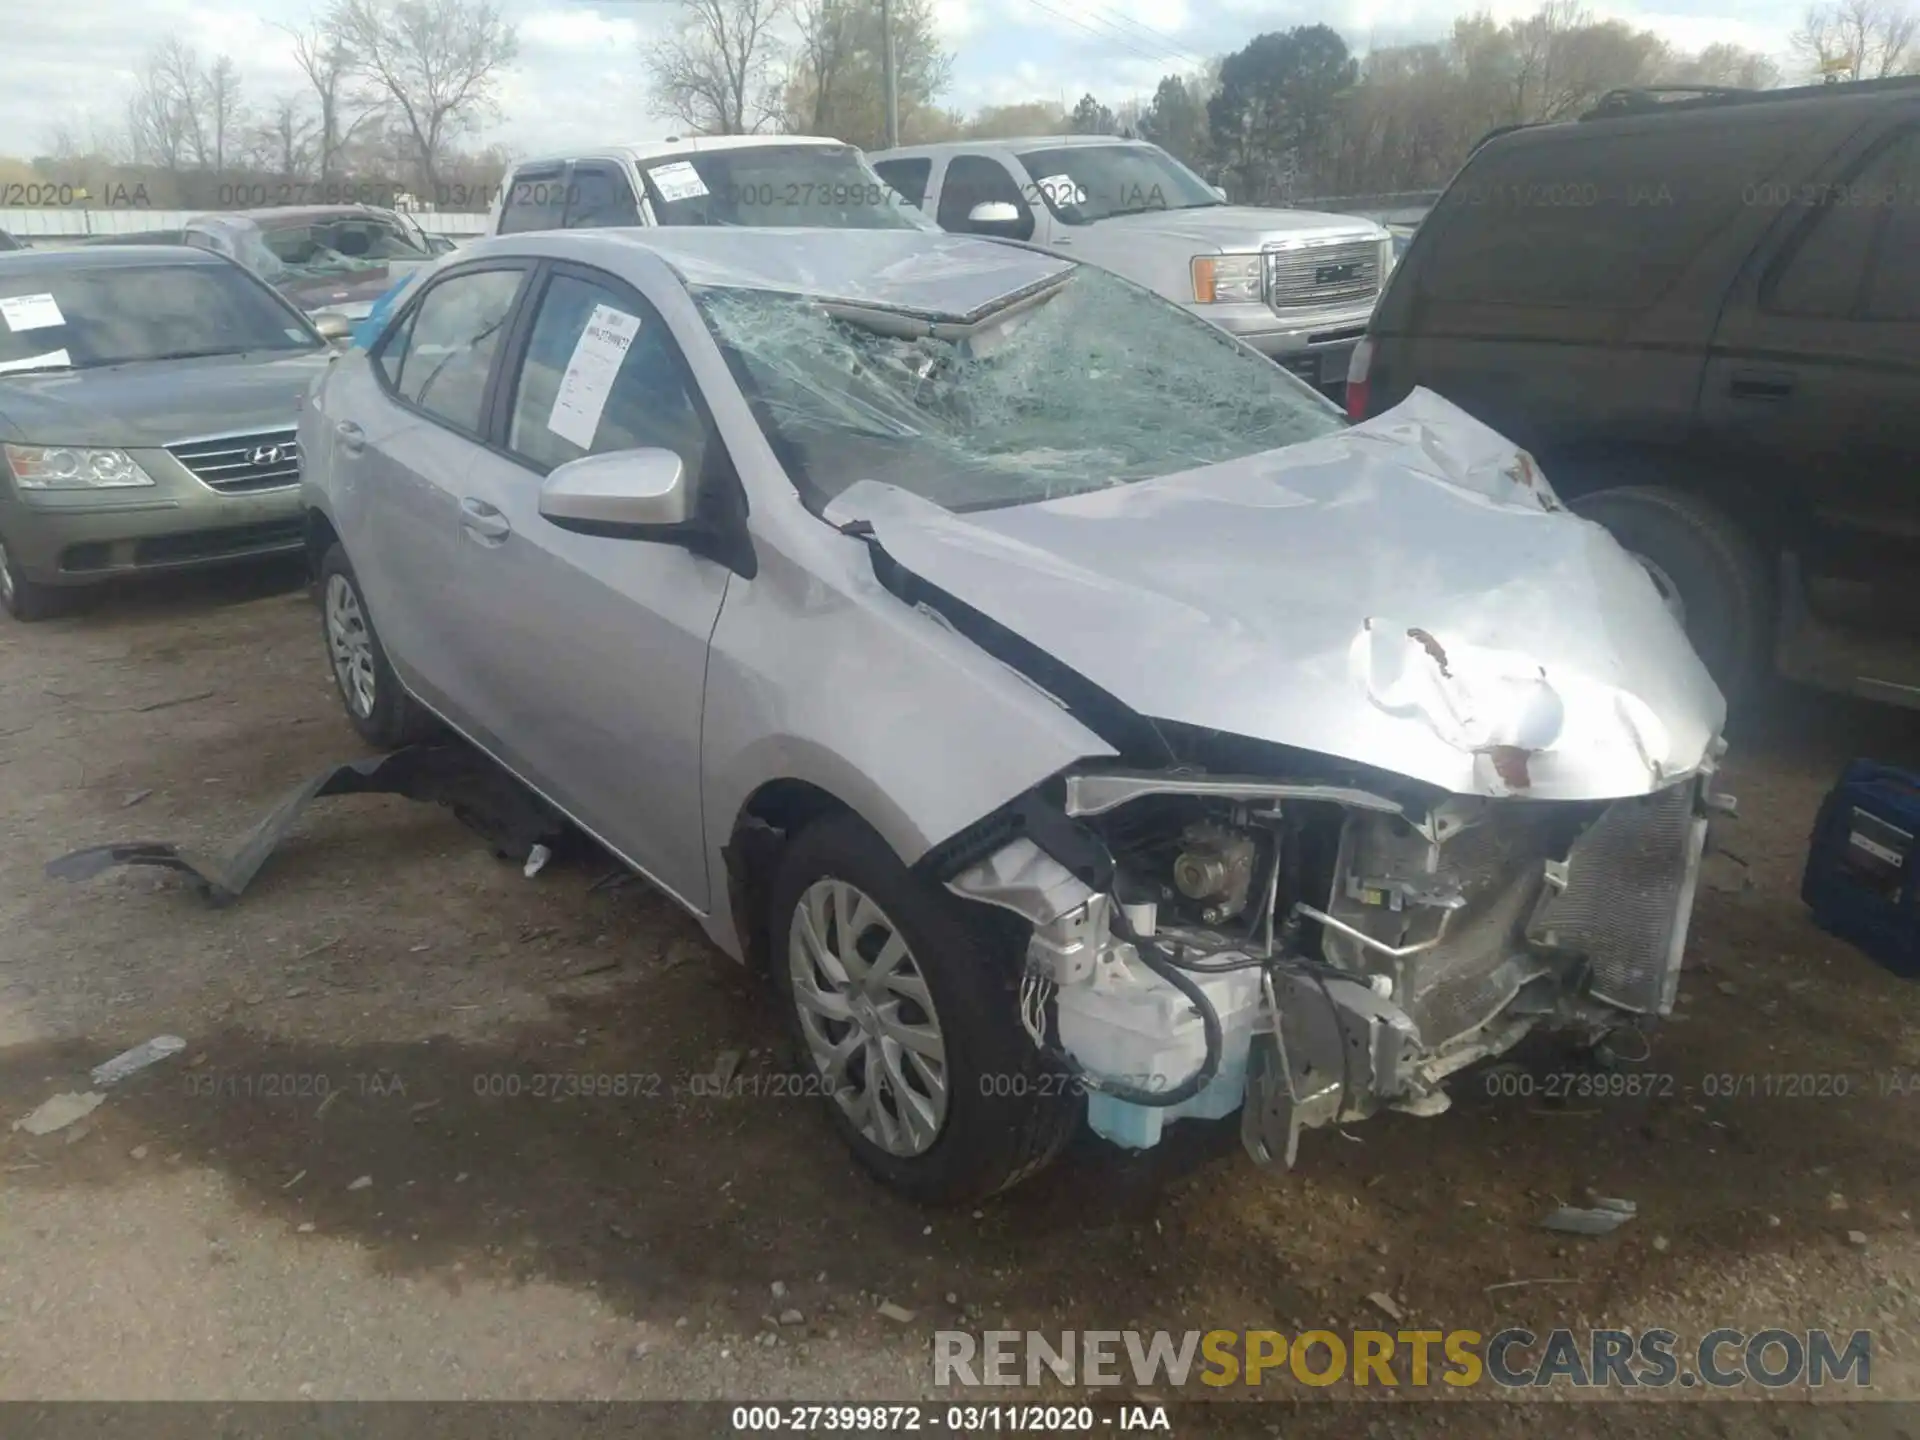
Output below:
[1014,0,1196,70]
[1071,1,1210,69]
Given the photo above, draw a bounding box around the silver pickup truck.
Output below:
[870,137,1393,394]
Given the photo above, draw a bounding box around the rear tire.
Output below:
[317,543,437,749]
[768,813,1081,1205]
[0,534,70,622]
[1569,485,1770,710]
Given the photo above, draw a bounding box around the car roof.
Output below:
[461,226,1073,318]
[874,136,1154,158]
[190,205,401,227]
[0,244,229,273]
[511,135,850,171]
[1471,74,1920,155]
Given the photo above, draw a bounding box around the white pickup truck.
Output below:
[870,137,1393,394]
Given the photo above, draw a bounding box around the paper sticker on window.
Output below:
[649,161,709,203]
[1033,174,1086,207]
[0,293,65,332]
[546,304,642,449]
[0,348,71,375]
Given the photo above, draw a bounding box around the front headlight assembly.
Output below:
[1191,253,1263,305]
[3,444,156,489]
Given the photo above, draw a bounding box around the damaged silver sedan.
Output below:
[301,226,1730,1203]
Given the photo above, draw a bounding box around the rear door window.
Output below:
[498,167,573,235]
[934,155,1034,239]
[380,267,526,434]
[1764,131,1916,319]
[1421,113,1806,308]
[1865,133,1920,322]
[565,163,643,229]
[872,158,931,210]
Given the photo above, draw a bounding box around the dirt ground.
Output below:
[4,562,1920,1437]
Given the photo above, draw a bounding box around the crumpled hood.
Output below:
[828,388,1725,802]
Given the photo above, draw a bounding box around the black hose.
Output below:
[1059,900,1223,1109]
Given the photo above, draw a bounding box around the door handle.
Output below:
[335,420,366,454]
[1729,370,1795,402]
[459,497,511,542]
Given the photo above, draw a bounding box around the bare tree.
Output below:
[783,0,950,146]
[208,56,246,171]
[1663,41,1783,89]
[328,0,519,194]
[157,40,217,167]
[789,0,857,133]
[1793,0,1918,79]
[252,95,320,176]
[124,42,198,172]
[284,19,384,182]
[644,0,790,135]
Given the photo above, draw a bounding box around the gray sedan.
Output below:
[0,246,332,619]
[301,227,1727,1203]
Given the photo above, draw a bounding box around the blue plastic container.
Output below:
[1802,759,1920,978]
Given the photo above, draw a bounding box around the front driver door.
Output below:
[449,263,732,909]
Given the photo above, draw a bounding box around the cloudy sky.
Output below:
[0,0,1804,162]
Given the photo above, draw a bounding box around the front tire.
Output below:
[0,534,70,622]
[768,813,1081,1205]
[1569,485,1770,710]
[317,543,436,749]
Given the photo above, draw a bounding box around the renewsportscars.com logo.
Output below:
[934,1328,1873,1390]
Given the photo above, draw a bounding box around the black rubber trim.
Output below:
[865,538,1173,764]
[917,788,1114,890]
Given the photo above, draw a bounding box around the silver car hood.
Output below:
[827,388,1725,802]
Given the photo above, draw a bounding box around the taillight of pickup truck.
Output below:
[1344,336,1373,420]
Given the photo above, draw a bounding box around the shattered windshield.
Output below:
[1013,143,1222,225]
[637,145,934,230]
[244,214,431,283]
[696,265,1344,512]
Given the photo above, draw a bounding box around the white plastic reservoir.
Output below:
[1055,952,1264,1149]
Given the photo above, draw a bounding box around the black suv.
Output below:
[1349,78,1920,711]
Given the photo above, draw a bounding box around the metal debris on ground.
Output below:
[45,743,570,906]
[1367,1291,1405,1322]
[713,1049,744,1090]
[523,843,552,879]
[1541,1201,1636,1235]
[13,1091,105,1136]
[90,1035,187,1087]
[877,1301,916,1323]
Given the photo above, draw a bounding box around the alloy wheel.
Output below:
[787,879,950,1157]
[325,572,377,719]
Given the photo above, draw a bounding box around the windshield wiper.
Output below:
[1097,200,1223,221]
[118,348,258,364]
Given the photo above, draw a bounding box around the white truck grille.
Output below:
[1264,239,1381,309]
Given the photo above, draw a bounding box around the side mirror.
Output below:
[967,201,1020,227]
[539,448,690,535]
[310,312,354,346]
[427,236,456,255]
[1209,184,1229,202]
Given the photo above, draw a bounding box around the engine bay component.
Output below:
[946,749,1733,1171]
[1171,822,1258,922]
